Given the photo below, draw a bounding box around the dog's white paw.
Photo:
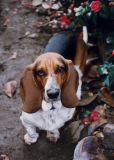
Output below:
[24,133,39,145]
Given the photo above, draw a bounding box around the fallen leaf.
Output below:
[87,65,100,78]
[66,120,84,142]
[9,52,17,60]
[102,131,114,150]
[100,87,114,107]
[32,0,43,6]
[51,2,62,10]
[13,8,19,14]
[25,31,30,36]
[84,58,100,81]
[93,131,104,139]
[73,136,107,160]
[103,124,114,134]
[21,2,34,10]
[28,33,38,38]
[18,31,31,39]
[42,2,51,9]
[3,80,17,98]
[0,155,10,160]
[79,94,98,106]
[88,118,107,135]
[88,92,94,97]
[3,16,10,26]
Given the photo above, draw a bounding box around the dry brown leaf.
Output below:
[87,65,100,78]
[85,57,99,78]
[0,154,10,160]
[93,131,104,139]
[79,94,98,106]
[88,118,107,135]
[73,136,107,160]
[100,87,114,107]
[9,52,17,60]
[32,0,43,6]
[3,80,17,98]
[66,120,84,142]
[28,33,38,38]
[103,124,114,134]
[42,2,51,9]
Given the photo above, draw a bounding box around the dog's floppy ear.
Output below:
[61,60,79,108]
[20,64,42,113]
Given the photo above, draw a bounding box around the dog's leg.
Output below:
[46,130,60,143]
[20,117,39,145]
[24,125,39,145]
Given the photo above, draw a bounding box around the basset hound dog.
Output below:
[20,31,88,145]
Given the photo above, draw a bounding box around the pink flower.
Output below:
[109,2,114,6]
[112,50,114,56]
[90,1,102,13]
[90,111,100,122]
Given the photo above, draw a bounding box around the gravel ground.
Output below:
[0,1,75,159]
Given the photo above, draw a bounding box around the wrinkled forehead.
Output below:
[35,53,66,69]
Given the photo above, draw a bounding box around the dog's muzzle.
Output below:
[44,76,61,102]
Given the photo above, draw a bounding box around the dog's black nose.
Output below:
[47,89,59,99]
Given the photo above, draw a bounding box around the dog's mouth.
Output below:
[50,105,55,110]
[42,98,62,112]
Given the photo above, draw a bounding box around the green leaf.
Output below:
[83,110,91,118]
[68,19,78,29]
[97,66,108,75]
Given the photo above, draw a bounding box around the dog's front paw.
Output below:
[46,131,59,143]
[24,133,39,145]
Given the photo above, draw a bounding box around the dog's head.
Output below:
[20,53,79,113]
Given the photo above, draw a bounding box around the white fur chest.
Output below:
[21,106,75,132]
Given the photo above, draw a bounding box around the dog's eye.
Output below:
[36,70,46,77]
[55,66,65,74]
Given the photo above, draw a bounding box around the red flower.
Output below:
[59,16,71,28]
[90,1,102,13]
[90,111,100,122]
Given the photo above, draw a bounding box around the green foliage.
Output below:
[98,62,114,89]
[71,0,114,27]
